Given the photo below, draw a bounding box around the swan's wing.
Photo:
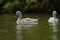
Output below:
[48,17,53,23]
[23,18,31,19]
[48,17,51,23]
[28,19,38,24]
[22,18,38,24]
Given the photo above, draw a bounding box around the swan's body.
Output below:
[48,17,58,26]
[16,18,38,24]
[16,11,38,27]
[48,10,58,32]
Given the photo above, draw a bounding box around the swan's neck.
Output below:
[53,14,56,18]
[18,17,22,20]
[18,13,22,19]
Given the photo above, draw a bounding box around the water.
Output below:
[53,33,58,40]
[16,23,38,40]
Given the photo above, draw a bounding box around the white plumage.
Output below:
[48,17,58,26]
[15,11,38,27]
[48,10,58,26]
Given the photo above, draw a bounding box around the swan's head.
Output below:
[52,10,57,18]
[15,11,22,19]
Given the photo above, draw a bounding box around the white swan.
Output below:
[48,10,58,26]
[16,11,38,40]
[15,11,38,27]
[48,10,58,32]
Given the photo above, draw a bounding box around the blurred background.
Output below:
[0,0,60,13]
[0,0,60,40]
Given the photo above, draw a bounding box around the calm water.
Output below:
[0,14,60,40]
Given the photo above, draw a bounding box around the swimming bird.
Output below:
[48,10,58,32]
[15,11,38,27]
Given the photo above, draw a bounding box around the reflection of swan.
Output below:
[15,11,38,25]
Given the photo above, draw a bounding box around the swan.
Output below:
[48,10,58,26]
[16,11,38,40]
[15,11,38,27]
[48,10,58,32]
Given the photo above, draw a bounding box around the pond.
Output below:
[0,13,60,40]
